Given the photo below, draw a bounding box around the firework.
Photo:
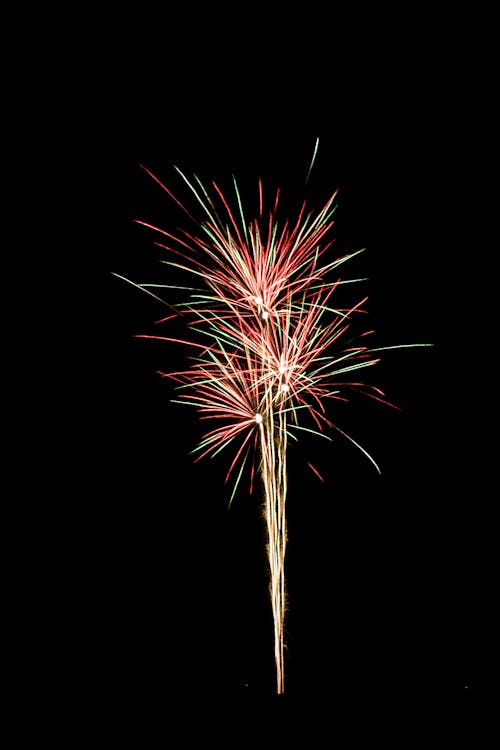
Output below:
[115,141,429,694]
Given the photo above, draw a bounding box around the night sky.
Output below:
[32,9,494,735]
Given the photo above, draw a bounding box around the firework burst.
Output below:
[115,141,429,694]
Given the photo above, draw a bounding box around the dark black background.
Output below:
[29,7,495,736]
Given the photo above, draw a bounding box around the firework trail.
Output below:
[115,142,429,694]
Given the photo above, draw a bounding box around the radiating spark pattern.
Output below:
[116,147,429,694]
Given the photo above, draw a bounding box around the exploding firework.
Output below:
[115,141,429,694]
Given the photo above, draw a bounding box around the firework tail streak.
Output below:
[114,142,430,694]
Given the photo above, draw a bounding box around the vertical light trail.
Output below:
[259,386,288,694]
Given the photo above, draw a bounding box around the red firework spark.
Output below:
[120,160,417,502]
